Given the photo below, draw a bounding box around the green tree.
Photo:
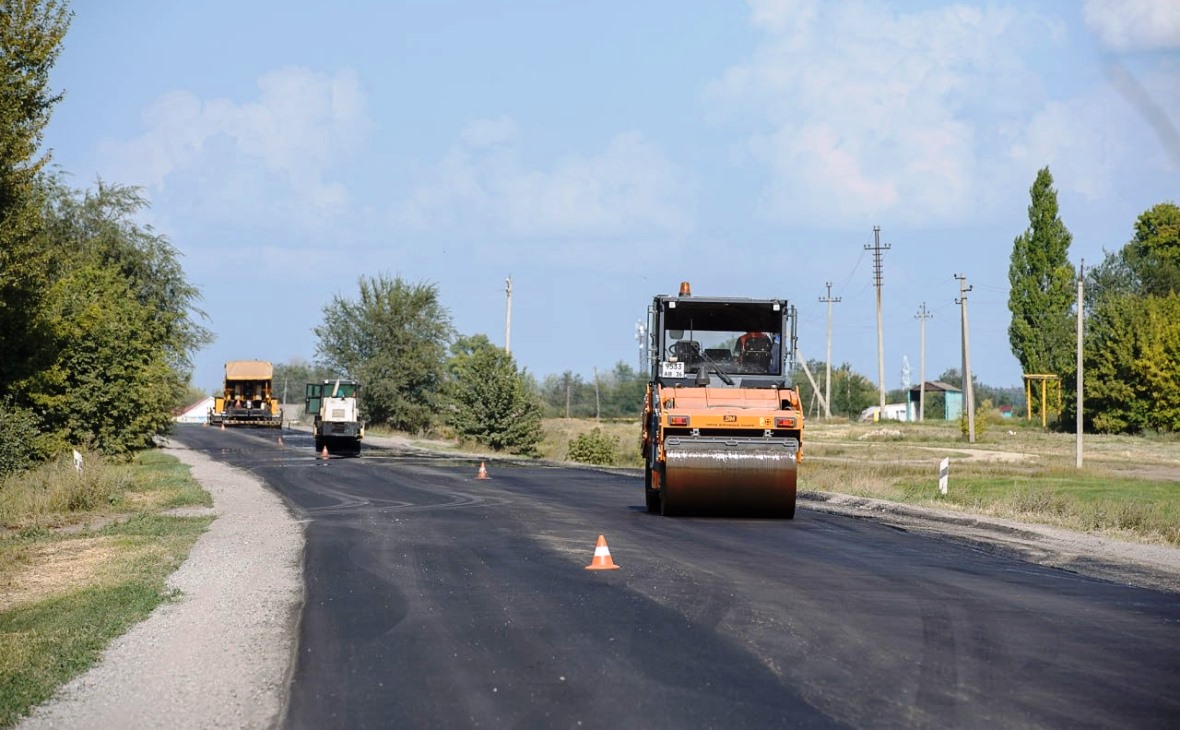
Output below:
[315,274,452,433]
[0,0,71,389]
[0,179,211,459]
[602,361,647,419]
[42,179,212,396]
[24,263,176,455]
[1122,202,1180,297]
[273,358,339,405]
[1008,167,1076,411]
[794,362,876,419]
[539,371,596,419]
[1085,291,1180,435]
[445,335,543,455]
[1073,203,1180,434]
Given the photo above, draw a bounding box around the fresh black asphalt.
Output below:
[174,425,1180,729]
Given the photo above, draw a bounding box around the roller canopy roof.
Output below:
[224,360,274,380]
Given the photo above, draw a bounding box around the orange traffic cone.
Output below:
[585,535,620,571]
[277,434,284,447]
[220,421,225,431]
[320,445,329,460]
[476,461,490,480]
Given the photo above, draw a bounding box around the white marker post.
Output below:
[73,449,84,474]
[938,457,949,495]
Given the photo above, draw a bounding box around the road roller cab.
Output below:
[642,282,803,517]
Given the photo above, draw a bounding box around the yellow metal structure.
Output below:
[1023,373,1061,427]
[642,283,803,517]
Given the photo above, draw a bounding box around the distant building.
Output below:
[906,381,963,421]
[175,396,215,424]
[859,403,909,422]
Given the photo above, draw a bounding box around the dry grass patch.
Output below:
[0,452,213,727]
[0,537,119,612]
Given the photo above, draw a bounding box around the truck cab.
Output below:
[306,380,364,456]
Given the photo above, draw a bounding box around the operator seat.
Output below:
[740,336,772,373]
[671,341,702,367]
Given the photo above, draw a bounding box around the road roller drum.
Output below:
[661,439,798,517]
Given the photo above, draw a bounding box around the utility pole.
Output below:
[593,366,601,421]
[915,303,932,421]
[865,226,891,412]
[1076,260,1085,468]
[504,275,513,354]
[818,282,841,419]
[955,274,976,443]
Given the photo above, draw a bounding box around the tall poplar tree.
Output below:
[1008,167,1076,416]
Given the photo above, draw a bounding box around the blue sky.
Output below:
[44,0,1179,395]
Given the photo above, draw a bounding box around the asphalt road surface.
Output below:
[175,425,1180,729]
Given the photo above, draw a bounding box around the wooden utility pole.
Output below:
[915,302,932,421]
[504,275,513,354]
[866,226,891,412]
[955,274,976,443]
[818,282,841,419]
[593,366,601,421]
[1076,260,1085,468]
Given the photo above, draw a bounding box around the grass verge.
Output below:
[0,451,212,728]
[531,418,1180,546]
[802,421,1180,546]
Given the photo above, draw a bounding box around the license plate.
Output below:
[660,362,685,378]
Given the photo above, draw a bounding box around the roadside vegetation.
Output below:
[0,449,211,727]
[1,1,210,478]
[801,419,1180,547]
[531,416,1180,546]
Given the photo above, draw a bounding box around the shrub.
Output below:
[0,452,129,527]
[0,402,43,477]
[960,398,994,439]
[566,428,618,465]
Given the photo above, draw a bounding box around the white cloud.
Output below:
[710,1,1058,225]
[394,118,691,239]
[1009,96,1129,199]
[1083,0,1180,52]
[98,67,370,227]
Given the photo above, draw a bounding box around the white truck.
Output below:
[305,380,364,456]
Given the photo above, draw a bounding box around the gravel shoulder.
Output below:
[800,491,1180,593]
[16,436,1179,728]
[17,444,304,730]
